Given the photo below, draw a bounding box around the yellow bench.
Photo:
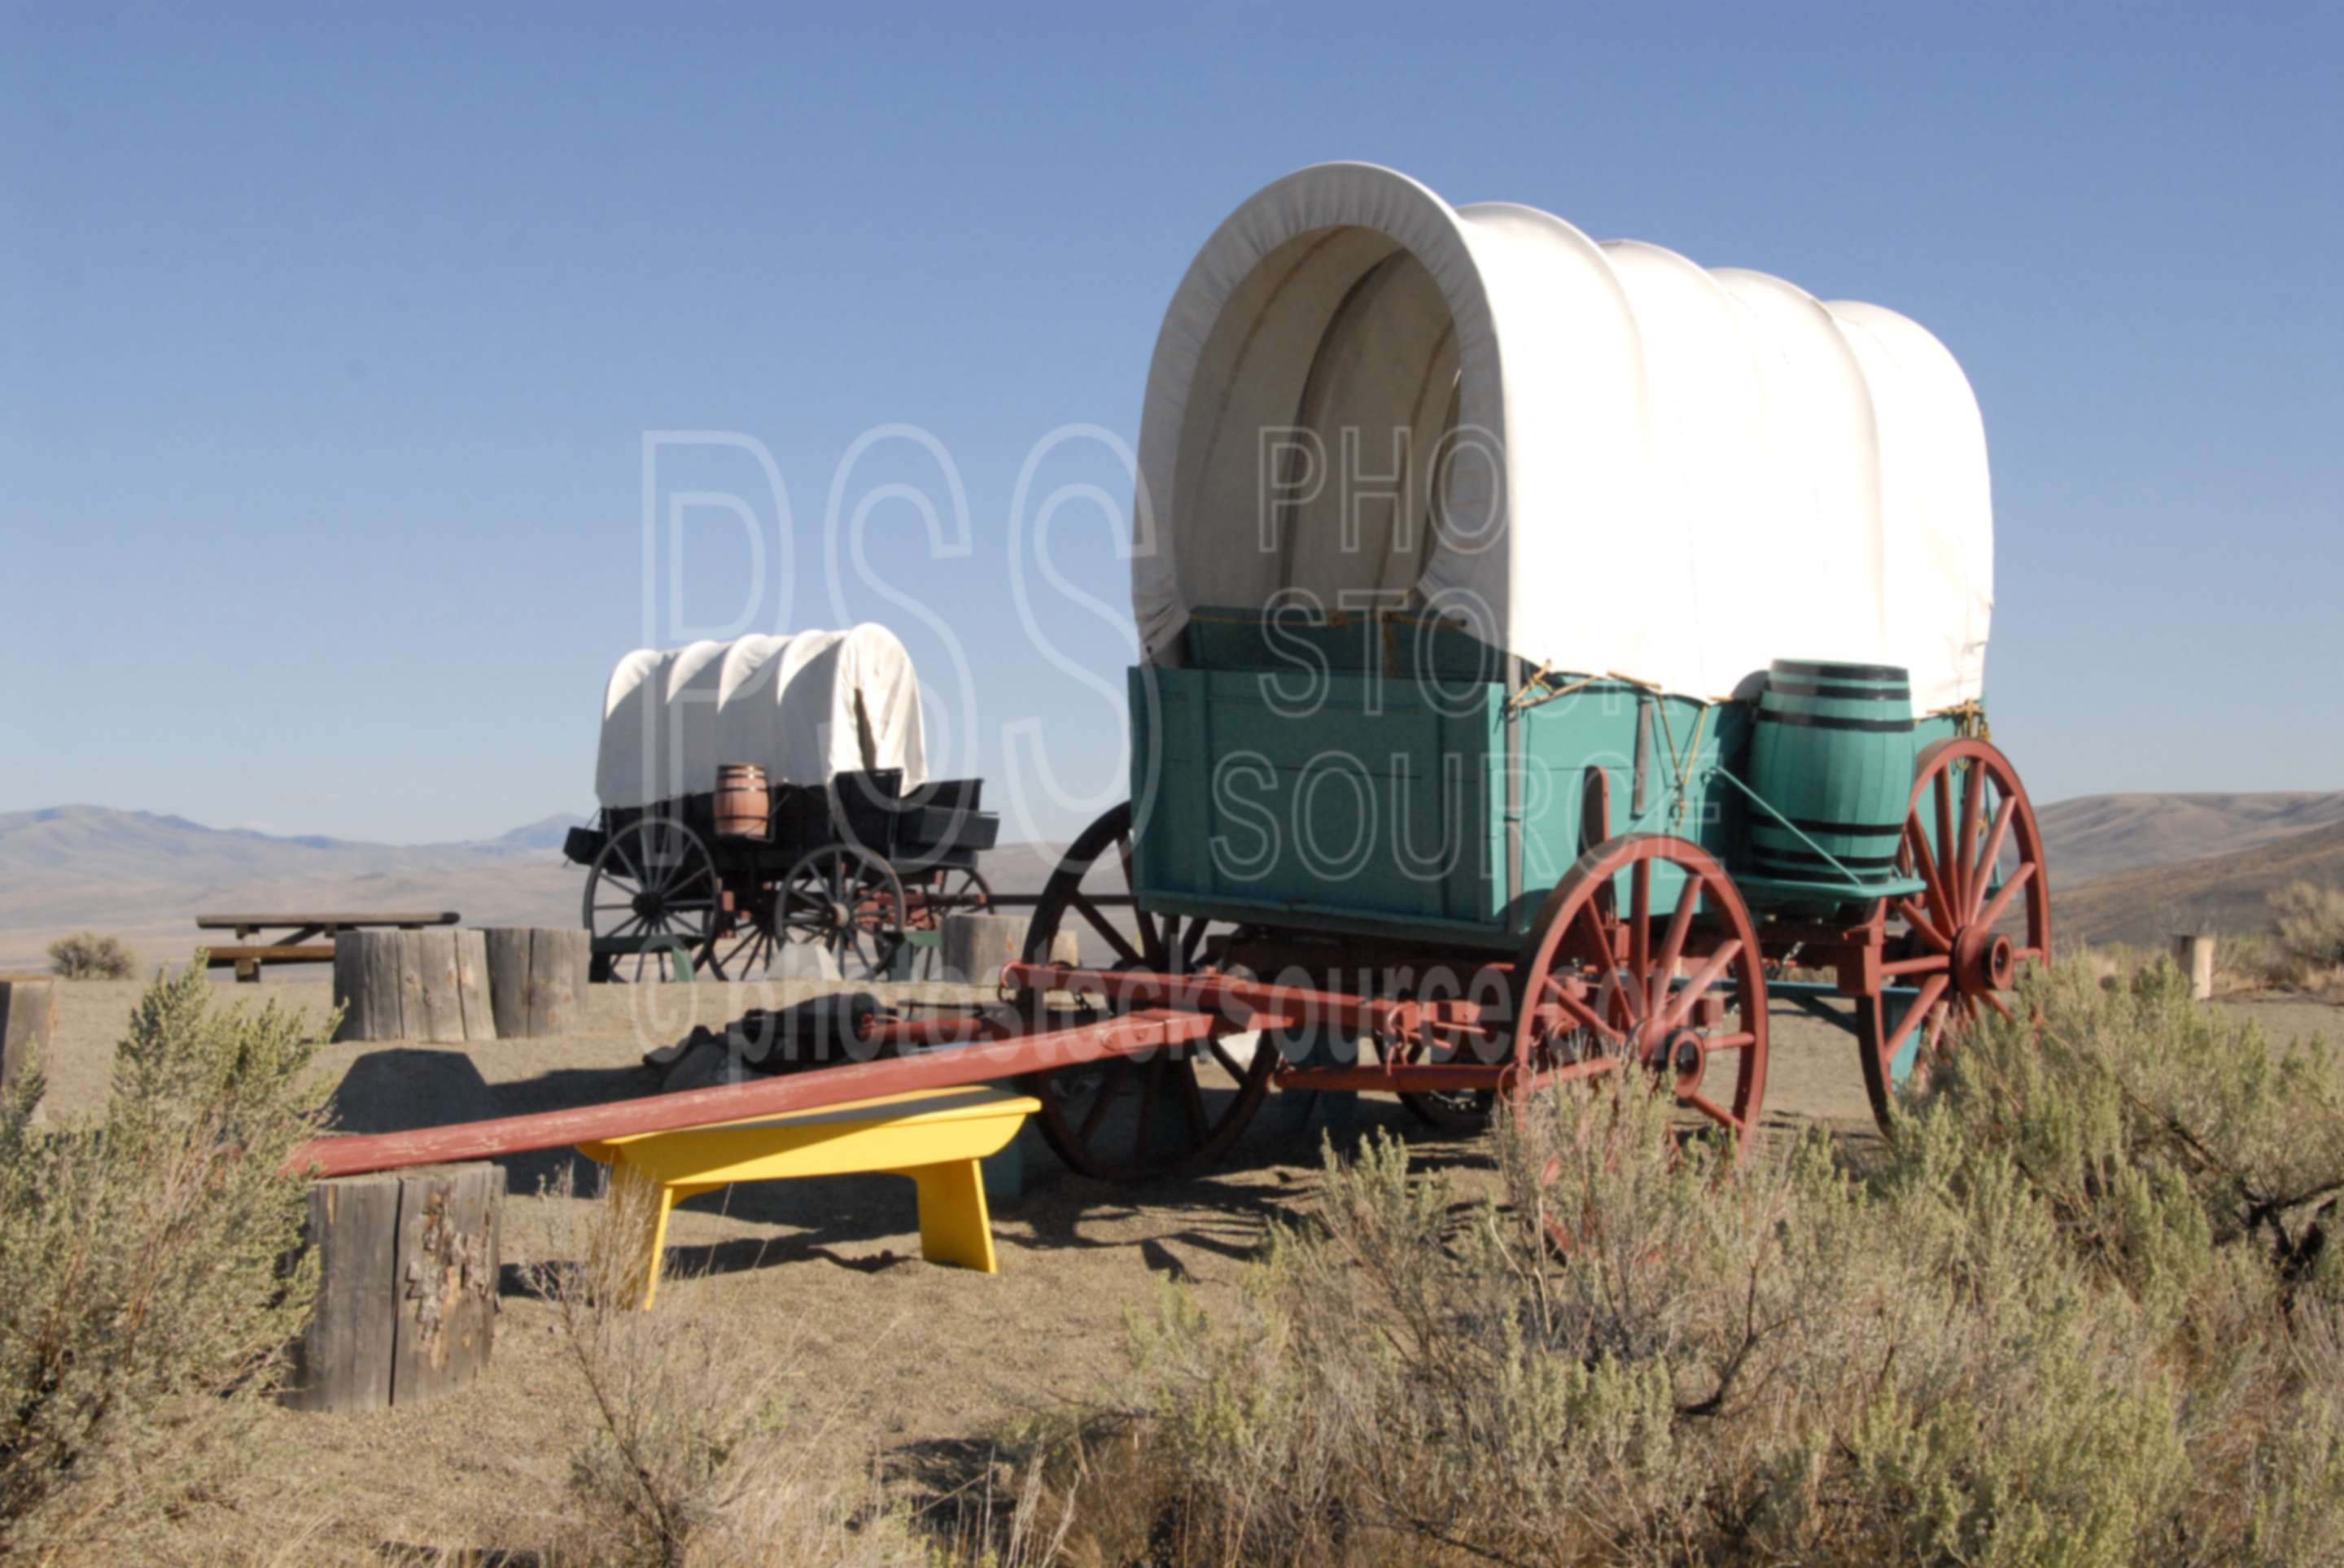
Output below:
[577,1084,1039,1308]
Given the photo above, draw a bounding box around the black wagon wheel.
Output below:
[776,844,907,981]
[1019,801,1275,1183]
[581,817,719,983]
[703,893,780,981]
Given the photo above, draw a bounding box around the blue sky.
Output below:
[4,2,2338,845]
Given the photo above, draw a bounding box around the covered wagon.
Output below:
[1008,164,2049,1175]
[566,624,999,980]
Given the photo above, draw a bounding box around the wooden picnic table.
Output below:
[195,912,461,982]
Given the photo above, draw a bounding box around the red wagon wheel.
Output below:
[1511,834,1770,1157]
[1855,738,2051,1130]
[1018,802,1276,1182]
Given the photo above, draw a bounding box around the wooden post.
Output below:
[2172,933,2216,1002]
[527,928,588,1037]
[336,931,483,1043]
[485,928,591,1039]
[0,978,57,1103]
[413,928,466,1043]
[484,928,534,1040]
[334,932,409,1042]
[284,1163,501,1413]
[941,912,1029,984]
[453,928,495,1042]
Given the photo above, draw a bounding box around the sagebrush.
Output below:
[1008,961,2344,1566]
[45,930,136,981]
[0,961,333,1554]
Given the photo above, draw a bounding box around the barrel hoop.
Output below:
[1755,709,1916,734]
[1772,659,1909,682]
[1750,845,1903,872]
[1765,679,1911,702]
[1776,816,1909,837]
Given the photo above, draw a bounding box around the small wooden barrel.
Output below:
[1745,660,1914,889]
[713,762,771,839]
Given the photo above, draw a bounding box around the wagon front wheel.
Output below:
[582,817,719,983]
[1511,833,1770,1157]
[1018,801,1275,1182]
[1856,738,2052,1130]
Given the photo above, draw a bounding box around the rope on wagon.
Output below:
[1503,663,1606,716]
[1658,701,1715,829]
[1930,697,1992,740]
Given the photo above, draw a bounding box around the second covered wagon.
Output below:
[566,624,999,981]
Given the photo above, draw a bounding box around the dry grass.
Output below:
[43,930,136,981]
[989,961,2344,1566]
[492,1168,972,1567]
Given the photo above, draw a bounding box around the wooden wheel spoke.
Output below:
[1956,759,1985,917]
[1904,819,1956,933]
[1971,795,2016,919]
[1975,860,2036,931]
[1141,911,1175,971]
[1896,896,1953,954]
[1549,984,1625,1046]
[1174,1058,1209,1144]
[1076,1057,1135,1144]
[1133,1059,1161,1170]
[1658,939,1741,1033]
[1893,974,1952,1050]
[1572,896,1615,971]
[1653,883,1699,1012]
[1680,1090,1744,1137]
[1981,990,2016,1020]
[1629,858,1652,996]
[1181,915,1214,967]
[1933,770,1960,918]
[1069,893,1141,966]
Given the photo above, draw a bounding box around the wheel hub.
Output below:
[1630,1021,1708,1094]
[1952,924,2015,996]
[632,891,663,920]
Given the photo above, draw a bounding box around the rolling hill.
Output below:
[2050,816,2344,950]
[2036,791,2344,884]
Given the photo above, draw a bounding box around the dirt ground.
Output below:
[28,976,2344,1561]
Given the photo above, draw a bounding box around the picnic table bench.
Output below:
[195,911,460,982]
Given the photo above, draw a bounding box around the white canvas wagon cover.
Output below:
[1132,162,1993,713]
[594,626,929,810]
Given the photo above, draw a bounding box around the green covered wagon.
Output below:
[1014,164,2050,1178]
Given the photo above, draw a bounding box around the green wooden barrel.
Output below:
[1744,660,1915,890]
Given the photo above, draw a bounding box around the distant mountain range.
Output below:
[0,805,591,972]
[2,791,2338,972]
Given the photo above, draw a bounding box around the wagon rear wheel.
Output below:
[1512,834,1770,1157]
[582,817,719,983]
[1019,801,1275,1182]
[1856,738,2051,1131]
[776,845,906,981]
